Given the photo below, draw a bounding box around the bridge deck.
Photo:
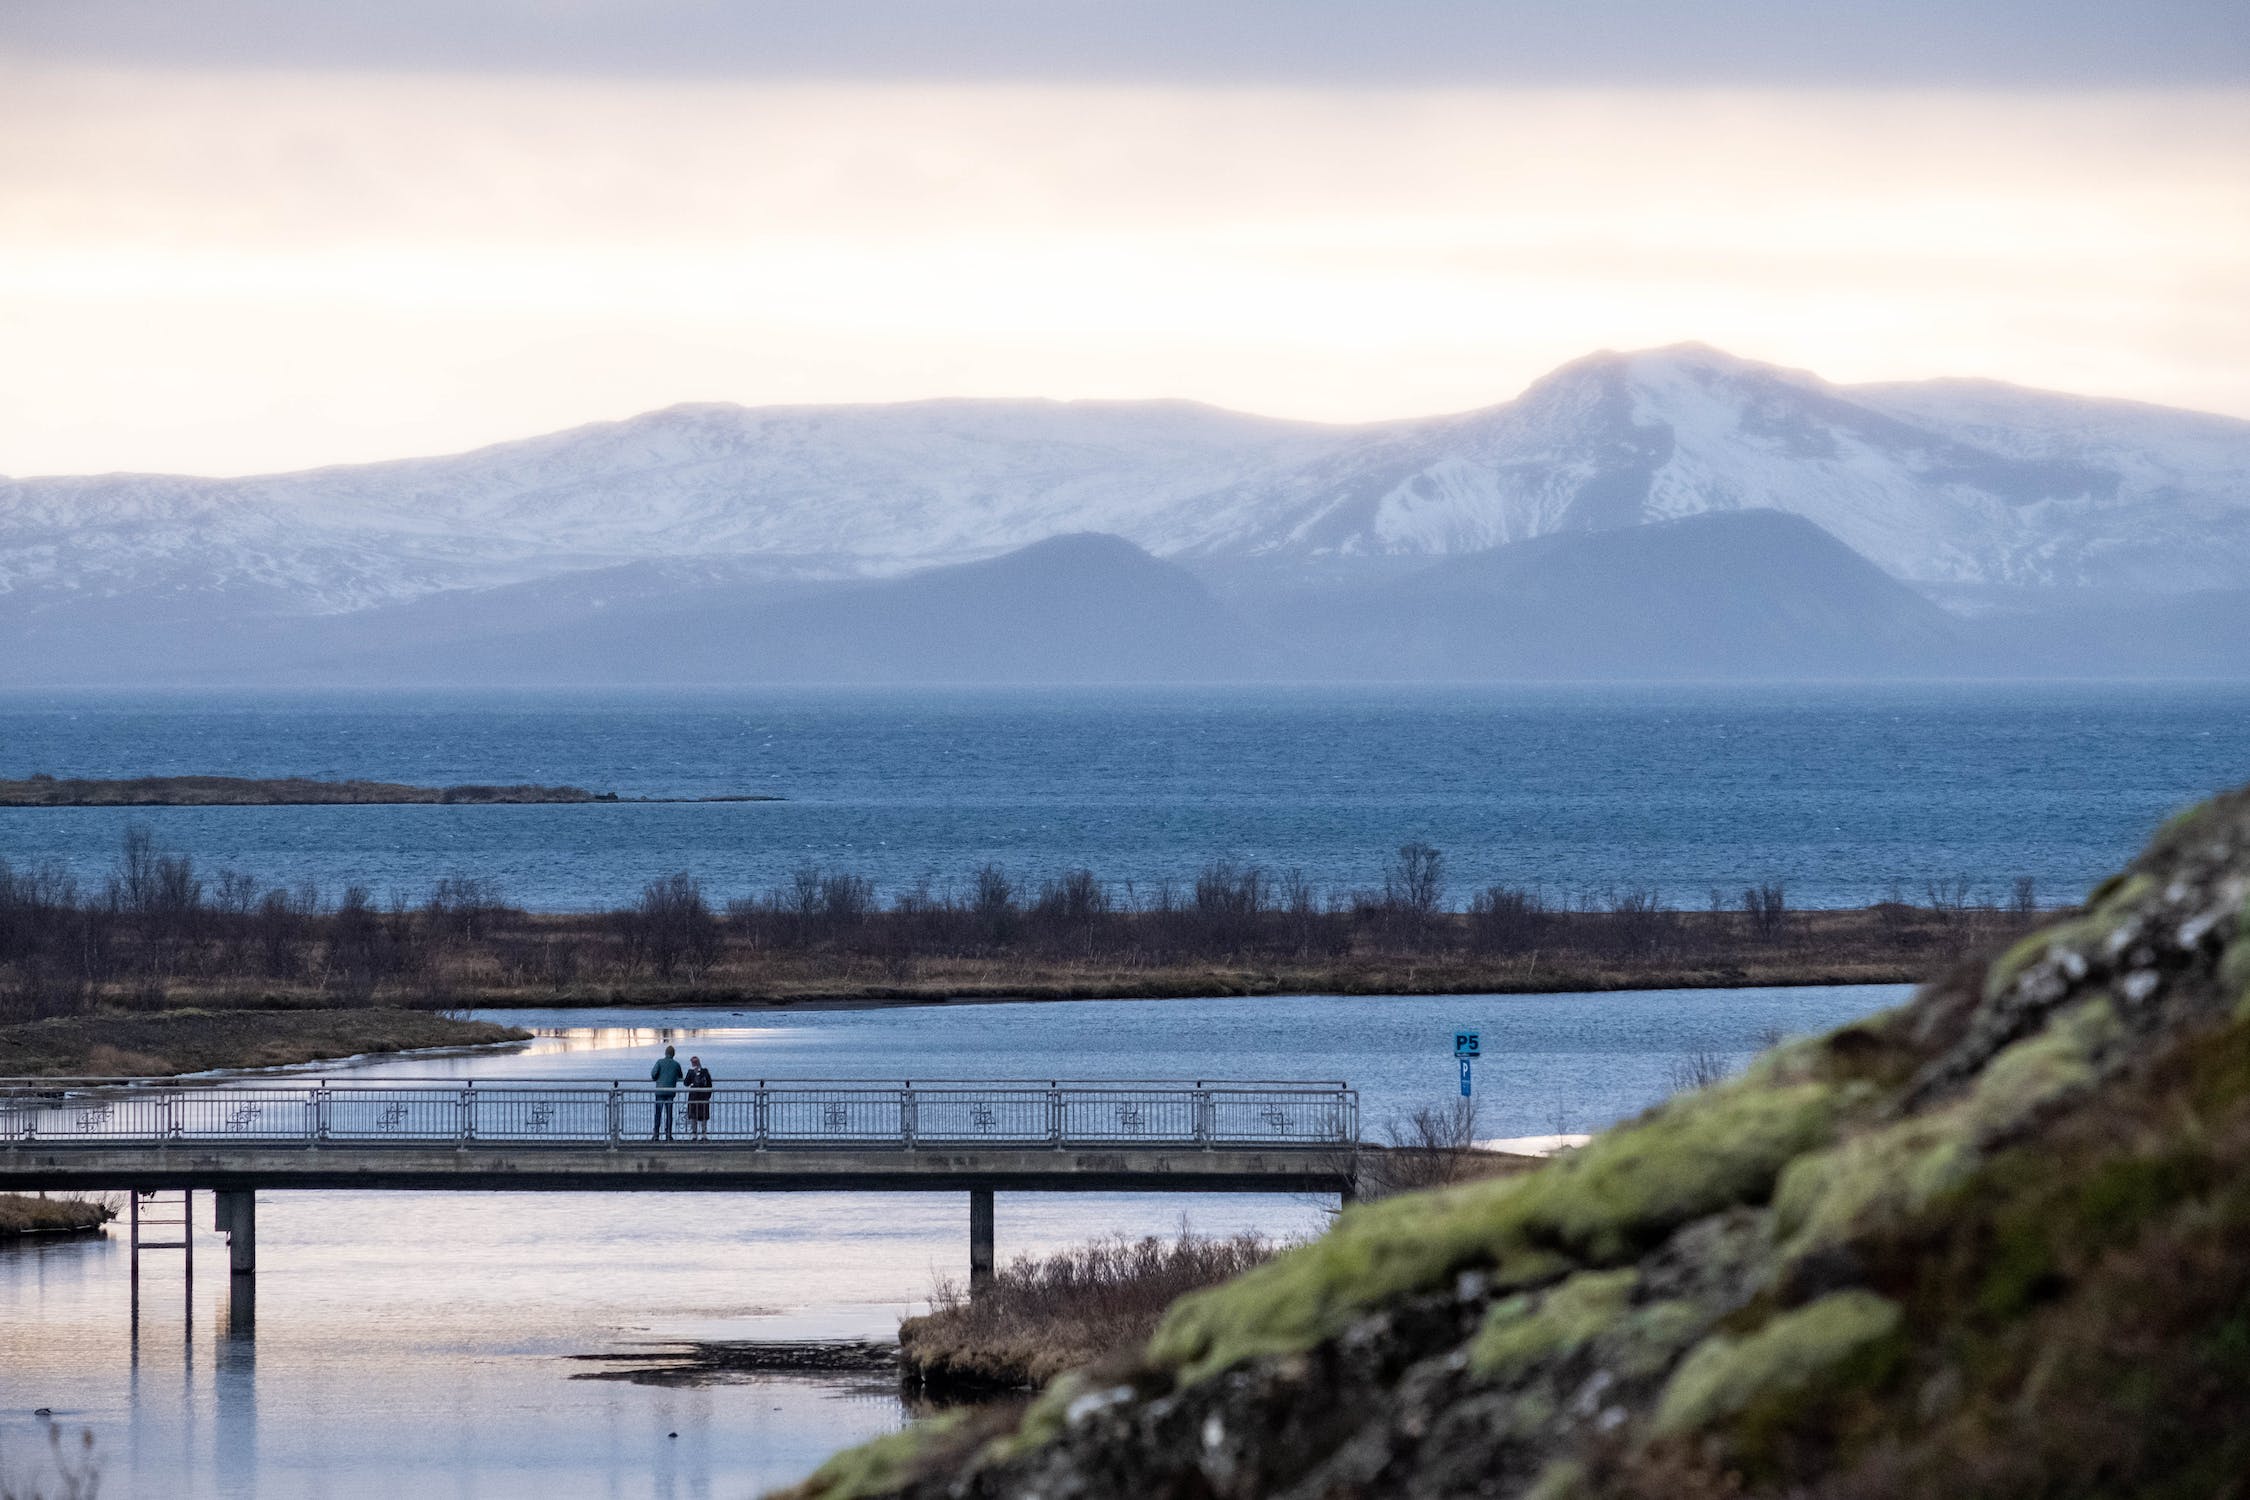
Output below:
[0,1076,1359,1194]
[0,1142,1351,1193]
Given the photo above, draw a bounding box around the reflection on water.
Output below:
[1,986,1903,1497]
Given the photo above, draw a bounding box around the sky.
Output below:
[1,1,2246,477]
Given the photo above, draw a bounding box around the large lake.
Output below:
[1,985,1903,1498]
[0,682,2243,910]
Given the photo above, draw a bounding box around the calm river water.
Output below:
[0,985,1905,1498]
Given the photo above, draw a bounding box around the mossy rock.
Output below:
[1967,994,2122,1137]
[1773,1111,1973,1262]
[789,1411,967,1500]
[1151,1079,1842,1385]
[1472,1269,1639,1380]
[1653,1290,1903,1436]
[1985,876,2150,1002]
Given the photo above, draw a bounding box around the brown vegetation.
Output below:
[0,1192,113,1237]
[0,830,2044,1019]
[899,1232,1285,1395]
[0,773,625,806]
[0,1007,529,1078]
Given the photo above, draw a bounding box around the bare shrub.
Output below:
[1925,875,1975,926]
[1467,884,1548,954]
[425,876,511,941]
[2010,875,2038,916]
[616,873,720,980]
[1384,841,1446,946]
[903,1229,1282,1391]
[1741,882,1787,940]
[1666,1048,1732,1095]
[1360,1096,1488,1197]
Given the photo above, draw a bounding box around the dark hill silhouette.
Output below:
[1275,509,1963,678]
[275,533,1276,684]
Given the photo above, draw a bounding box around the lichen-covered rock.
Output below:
[780,784,2250,1500]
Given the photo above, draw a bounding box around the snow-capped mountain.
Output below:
[4,344,2248,635]
[1163,346,2250,591]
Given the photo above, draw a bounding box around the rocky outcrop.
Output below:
[783,786,2250,1499]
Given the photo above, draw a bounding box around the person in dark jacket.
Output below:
[683,1056,715,1141]
[650,1044,684,1140]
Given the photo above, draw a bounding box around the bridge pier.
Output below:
[969,1188,994,1296]
[214,1188,255,1276]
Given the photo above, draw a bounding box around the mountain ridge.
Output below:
[7,343,2250,682]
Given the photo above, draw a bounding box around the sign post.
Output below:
[1454,1030,1480,1098]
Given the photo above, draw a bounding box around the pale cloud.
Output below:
[1,69,2245,475]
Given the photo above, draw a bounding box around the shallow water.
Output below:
[0,985,1903,1498]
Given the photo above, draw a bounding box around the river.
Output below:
[0,984,1906,1498]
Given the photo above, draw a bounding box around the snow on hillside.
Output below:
[5,347,2248,618]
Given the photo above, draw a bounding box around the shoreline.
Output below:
[0,1008,533,1079]
[0,773,779,807]
[466,969,1919,1017]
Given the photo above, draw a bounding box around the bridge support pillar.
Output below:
[214,1189,255,1276]
[969,1189,994,1296]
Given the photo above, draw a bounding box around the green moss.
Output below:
[1653,1291,1903,1436]
[1970,1141,2212,1321]
[1470,1269,1638,1379]
[1147,1173,1564,1384]
[1605,1298,1712,1382]
[1521,1458,1590,1500]
[1773,1112,1975,1261]
[1967,995,2122,1138]
[2154,797,2216,843]
[2223,894,2250,1015]
[975,1372,1087,1467]
[1985,876,2149,1001]
[1519,1080,1847,1263]
[793,1411,967,1499]
[1151,1080,1842,1385]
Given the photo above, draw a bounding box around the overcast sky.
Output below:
[3,1,2246,475]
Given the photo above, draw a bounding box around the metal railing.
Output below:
[0,1077,1358,1151]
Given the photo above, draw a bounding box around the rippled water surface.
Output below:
[0,682,2242,908]
[1,986,1904,1498]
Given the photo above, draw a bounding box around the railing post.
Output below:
[1048,1082,1063,1150]
[1193,1083,1211,1150]
[901,1082,916,1150]
[459,1081,475,1146]
[606,1082,620,1149]
[755,1083,768,1151]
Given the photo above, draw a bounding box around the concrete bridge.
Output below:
[1,1076,1359,1288]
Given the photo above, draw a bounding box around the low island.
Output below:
[0,774,778,807]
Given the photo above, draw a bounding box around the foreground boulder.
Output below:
[787,788,2250,1499]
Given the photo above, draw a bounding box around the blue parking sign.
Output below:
[1454,1030,1481,1059]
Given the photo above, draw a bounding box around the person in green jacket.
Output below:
[650,1045,685,1140]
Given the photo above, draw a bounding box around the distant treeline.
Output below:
[0,827,2047,1021]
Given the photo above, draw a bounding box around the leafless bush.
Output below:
[1599,886,1678,957]
[1356,1097,1494,1198]
[1742,882,1788,941]
[615,873,720,979]
[2010,875,2038,916]
[425,876,511,941]
[1468,884,1549,954]
[1385,841,1446,945]
[1666,1048,1732,1095]
[904,1229,1282,1390]
[1925,875,1975,926]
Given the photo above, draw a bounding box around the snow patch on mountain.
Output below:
[5,346,2249,617]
